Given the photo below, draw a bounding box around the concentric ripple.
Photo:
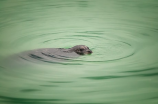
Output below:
[9,33,135,65]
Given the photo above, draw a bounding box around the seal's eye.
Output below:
[80,49,84,51]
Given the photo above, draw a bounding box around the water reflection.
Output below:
[20,89,41,92]
[0,95,64,104]
[83,72,158,80]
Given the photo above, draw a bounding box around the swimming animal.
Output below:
[0,45,92,68]
[9,45,92,64]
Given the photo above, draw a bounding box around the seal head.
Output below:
[69,45,93,55]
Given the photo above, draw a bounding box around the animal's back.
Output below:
[0,48,79,68]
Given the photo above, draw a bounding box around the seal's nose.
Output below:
[88,50,92,54]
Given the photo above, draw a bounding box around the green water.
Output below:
[0,0,158,104]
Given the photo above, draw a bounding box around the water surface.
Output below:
[0,0,158,104]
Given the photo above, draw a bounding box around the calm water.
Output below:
[0,0,158,104]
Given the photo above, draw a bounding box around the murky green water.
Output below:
[0,0,158,104]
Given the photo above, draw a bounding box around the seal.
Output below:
[16,45,92,63]
[0,45,92,68]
